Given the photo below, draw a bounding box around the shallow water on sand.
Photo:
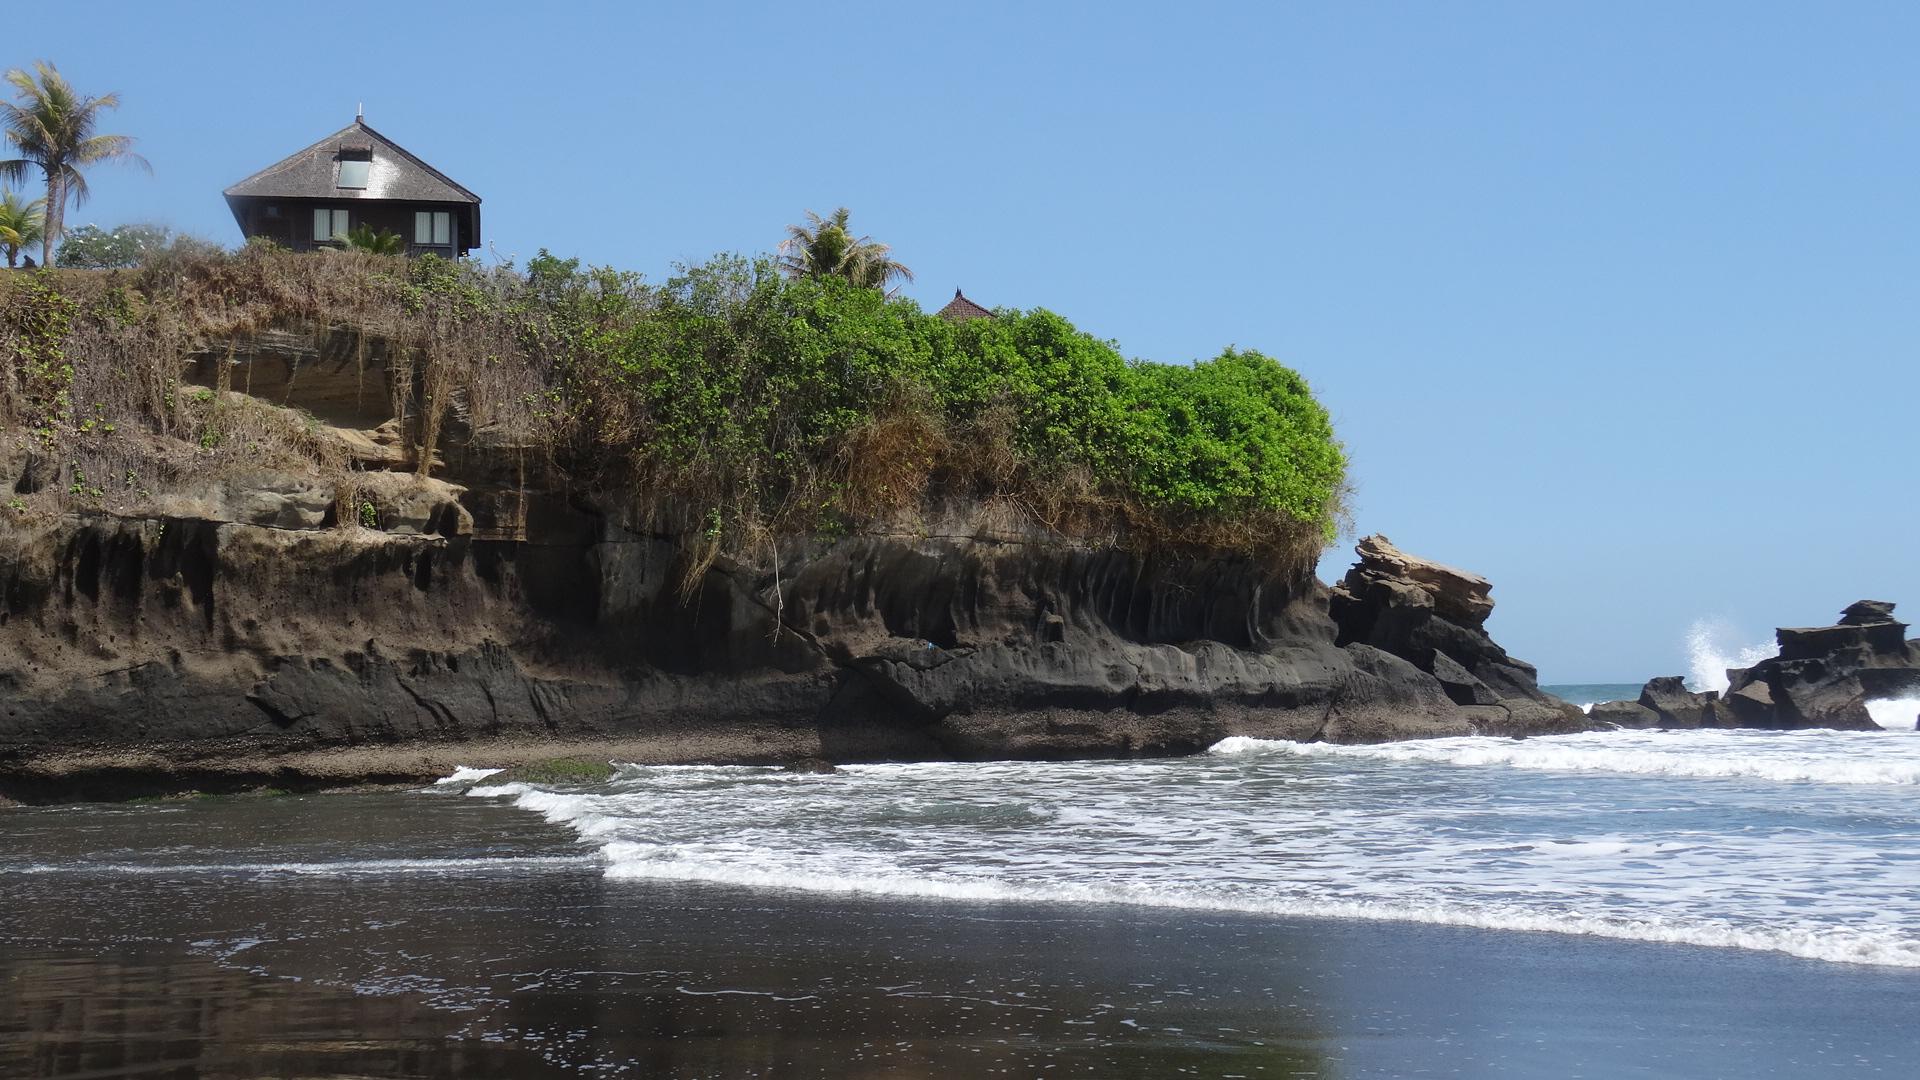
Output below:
[6,725,1920,1077]
[463,726,1920,968]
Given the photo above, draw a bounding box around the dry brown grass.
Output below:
[834,386,950,519]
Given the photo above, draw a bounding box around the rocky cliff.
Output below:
[0,455,1585,800]
[0,287,1598,799]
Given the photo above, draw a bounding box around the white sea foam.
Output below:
[594,842,1920,968]
[1685,618,1775,694]
[432,766,505,785]
[1208,731,1920,786]
[1867,698,1920,731]
[460,732,1920,970]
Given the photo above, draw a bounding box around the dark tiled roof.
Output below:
[935,288,993,322]
[223,118,480,205]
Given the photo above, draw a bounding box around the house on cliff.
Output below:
[935,288,993,322]
[223,111,481,257]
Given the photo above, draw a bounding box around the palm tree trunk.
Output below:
[41,171,60,267]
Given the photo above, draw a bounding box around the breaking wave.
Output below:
[1868,698,1920,731]
[458,732,1920,970]
[431,765,505,786]
[1209,730,1920,786]
[592,842,1920,968]
[1685,618,1776,694]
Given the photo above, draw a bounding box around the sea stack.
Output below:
[1592,601,1920,731]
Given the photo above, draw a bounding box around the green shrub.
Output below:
[1121,348,1345,530]
[0,270,76,436]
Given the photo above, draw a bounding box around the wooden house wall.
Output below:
[236,198,470,257]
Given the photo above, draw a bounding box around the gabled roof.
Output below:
[935,288,993,322]
[223,117,480,205]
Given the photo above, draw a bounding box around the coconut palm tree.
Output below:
[0,61,150,267]
[0,188,44,268]
[778,207,913,294]
[344,223,405,255]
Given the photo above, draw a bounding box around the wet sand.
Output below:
[4,791,1916,1078]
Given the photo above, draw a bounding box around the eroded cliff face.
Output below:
[0,481,1583,800]
[0,322,1581,799]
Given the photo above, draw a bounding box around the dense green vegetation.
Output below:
[1,241,1345,571]
[532,251,1346,549]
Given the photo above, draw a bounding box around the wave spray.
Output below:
[1684,618,1775,693]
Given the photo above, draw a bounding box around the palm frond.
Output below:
[61,167,90,206]
[74,134,150,172]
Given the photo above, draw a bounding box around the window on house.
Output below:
[414,211,452,246]
[313,208,350,242]
[337,146,372,189]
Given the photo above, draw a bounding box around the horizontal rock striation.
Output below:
[0,474,1586,799]
[1328,535,1586,736]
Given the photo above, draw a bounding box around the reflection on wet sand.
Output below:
[0,948,552,1078]
[2,793,1332,1077]
[0,935,1330,1079]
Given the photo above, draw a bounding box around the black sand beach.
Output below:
[4,790,1916,1079]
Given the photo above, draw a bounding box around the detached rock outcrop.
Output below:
[1328,535,1586,736]
[1724,602,1920,730]
[1634,676,1729,729]
[1592,601,1920,731]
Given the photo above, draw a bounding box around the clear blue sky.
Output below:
[16,2,1918,680]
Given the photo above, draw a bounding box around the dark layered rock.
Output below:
[1588,699,1660,729]
[1328,534,1587,736]
[1719,679,1777,727]
[1633,676,1729,729]
[0,492,1592,800]
[1839,600,1896,626]
[1720,601,1920,731]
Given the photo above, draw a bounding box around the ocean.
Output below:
[5,681,1920,1076]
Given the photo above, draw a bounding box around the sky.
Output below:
[13,1,1918,680]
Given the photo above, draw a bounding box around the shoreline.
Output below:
[0,725,1214,805]
[8,694,1907,805]
[9,789,1918,1079]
